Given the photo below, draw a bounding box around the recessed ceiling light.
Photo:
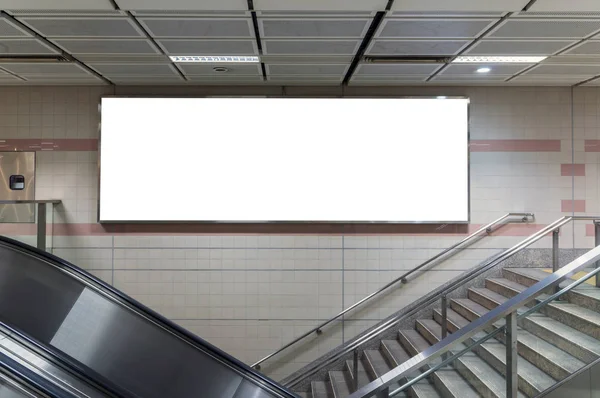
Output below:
[477,67,491,73]
[213,67,229,73]
[170,56,260,63]
[454,56,547,63]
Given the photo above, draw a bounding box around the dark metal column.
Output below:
[506,311,518,398]
[36,203,46,252]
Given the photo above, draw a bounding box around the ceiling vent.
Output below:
[363,56,451,64]
[0,55,70,63]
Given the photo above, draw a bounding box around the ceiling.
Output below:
[2,0,600,86]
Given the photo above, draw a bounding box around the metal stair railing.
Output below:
[282,215,599,390]
[348,232,600,398]
[252,213,534,372]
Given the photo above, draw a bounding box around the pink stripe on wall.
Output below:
[561,164,586,177]
[0,222,552,237]
[562,200,586,213]
[0,139,98,152]
[585,140,600,152]
[586,224,600,237]
[470,140,561,152]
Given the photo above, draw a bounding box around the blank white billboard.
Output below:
[99,97,469,222]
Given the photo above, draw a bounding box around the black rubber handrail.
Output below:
[0,320,134,398]
[0,235,297,398]
[0,349,78,398]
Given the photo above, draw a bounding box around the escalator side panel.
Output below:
[0,244,282,398]
[0,250,85,343]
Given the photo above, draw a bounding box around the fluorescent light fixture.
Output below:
[477,67,491,73]
[437,96,447,99]
[170,55,260,63]
[454,56,547,63]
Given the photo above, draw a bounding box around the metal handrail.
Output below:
[349,233,600,398]
[282,215,595,389]
[386,263,600,397]
[252,212,534,370]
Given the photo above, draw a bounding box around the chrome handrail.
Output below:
[252,212,534,370]
[349,235,600,398]
[282,215,597,389]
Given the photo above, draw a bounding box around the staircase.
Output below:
[293,267,600,398]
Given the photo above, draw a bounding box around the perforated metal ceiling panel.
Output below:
[254,0,388,11]
[115,0,248,11]
[0,0,115,10]
[89,63,180,77]
[367,40,468,55]
[529,0,600,12]
[263,40,360,54]
[267,64,349,75]
[0,63,91,75]
[440,63,531,76]
[377,19,494,38]
[490,19,600,39]
[562,41,600,55]
[55,39,160,54]
[139,18,254,38]
[466,40,574,55]
[179,63,262,75]
[355,63,441,75]
[0,39,58,54]
[0,18,30,37]
[157,39,258,55]
[524,64,600,76]
[21,17,144,37]
[260,19,370,38]
[391,0,530,11]
[187,75,263,82]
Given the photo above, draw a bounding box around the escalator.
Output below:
[0,236,297,398]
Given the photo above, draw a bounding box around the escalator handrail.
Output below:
[0,235,297,398]
[0,320,136,398]
[0,349,79,398]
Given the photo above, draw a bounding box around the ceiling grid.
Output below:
[0,0,600,86]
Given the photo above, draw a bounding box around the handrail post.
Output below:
[36,202,47,252]
[353,349,359,392]
[552,229,560,295]
[595,221,600,288]
[441,295,449,361]
[552,229,560,273]
[506,311,518,398]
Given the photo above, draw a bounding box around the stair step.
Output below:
[296,392,312,398]
[363,349,392,378]
[504,268,600,312]
[433,308,470,333]
[450,298,489,322]
[503,327,586,380]
[345,358,371,390]
[451,294,580,387]
[381,339,411,367]
[416,319,445,346]
[410,383,443,398]
[486,277,527,299]
[455,355,526,398]
[469,287,509,310]
[400,329,480,398]
[521,315,600,363]
[475,340,555,397]
[329,371,351,398]
[311,381,333,398]
[541,301,600,339]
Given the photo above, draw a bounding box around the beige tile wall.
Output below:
[0,85,596,381]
